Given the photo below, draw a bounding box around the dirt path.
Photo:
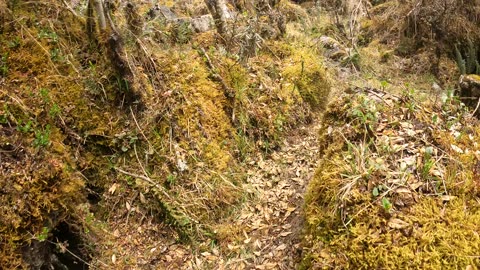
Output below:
[178,121,321,269]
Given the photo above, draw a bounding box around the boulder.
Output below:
[191,15,214,33]
[459,74,480,109]
[317,36,348,60]
[147,5,177,21]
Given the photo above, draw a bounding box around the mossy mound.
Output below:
[302,87,480,269]
[0,5,100,268]
[1,1,330,268]
[282,46,331,110]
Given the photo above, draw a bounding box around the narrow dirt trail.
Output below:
[179,121,322,269]
[228,122,320,269]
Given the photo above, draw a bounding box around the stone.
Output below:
[147,5,177,21]
[191,15,214,33]
[459,74,480,94]
[459,74,480,106]
[318,36,348,60]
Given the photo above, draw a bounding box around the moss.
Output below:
[1,1,331,267]
[282,47,331,110]
[303,91,480,269]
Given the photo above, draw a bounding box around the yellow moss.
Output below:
[277,0,309,22]
[282,47,331,110]
[303,93,480,269]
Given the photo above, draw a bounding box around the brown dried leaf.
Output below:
[108,183,118,195]
[388,218,410,229]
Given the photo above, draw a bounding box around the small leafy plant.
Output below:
[381,197,392,212]
[39,88,51,104]
[49,103,61,118]
[38,28,58,43]
[33,125,51,147]
[36,227,50,242]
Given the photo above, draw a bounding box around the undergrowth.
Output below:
[0,0,330,268]
[302,88,480,269]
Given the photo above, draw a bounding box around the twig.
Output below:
[45,239,98,267]
[113,166,172,200]
[60,0,81,19]
[134,143,149,179]
[471,97,480,116]
[129,106,154,154]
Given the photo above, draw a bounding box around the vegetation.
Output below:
[1,0,480,269]
[0,0,328,268]
[302,88,480,268]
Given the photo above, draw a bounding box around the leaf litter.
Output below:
[165,121,322,269]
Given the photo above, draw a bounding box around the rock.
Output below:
[147,5,177,21]
[219,1,234,20]
[317,36,348,60]
[318,36,342,50]
[191,15,214,33]
[459,74,480,109]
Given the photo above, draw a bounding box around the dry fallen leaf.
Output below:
[108,183,118,195]
[451,144,464,154]
[388,218,410,229]
[441,195,456,202]
[139,192,146,204]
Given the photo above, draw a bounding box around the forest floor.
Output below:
[165,121,322,269]
[212,121,321,269]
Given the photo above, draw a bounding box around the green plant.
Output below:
[38,28,58,43]
[84,212,95,233]
[36,227,50,242]
[380,80,389,91]
[49,103,61,118]
[351,95,378,128]
[372,184,387,197]
[235,130,252,161]
[166,174,176,186]
[33,125,51,147]
[342,50,361,69]
[39,88,51,104]
[0,114,7,124]
[125,175,134,186]
[172,21,193,44]
[7,37,20,49]
[50,48,63,62]
[421,146,434,179]
[455,40,480,75]
[17,120,33,133]
[381,197,392,212]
